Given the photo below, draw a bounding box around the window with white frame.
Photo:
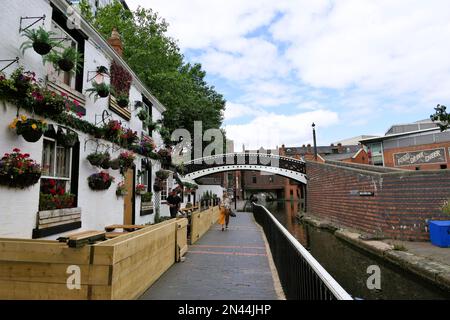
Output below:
[40,137,73,198]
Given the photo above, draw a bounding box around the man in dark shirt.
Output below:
[167,189,182,218]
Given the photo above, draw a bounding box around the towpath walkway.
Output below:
[139,212,281,300]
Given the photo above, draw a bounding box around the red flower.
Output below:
[13,148,20,153]
[49,179,56,187]
[50,189,57,195]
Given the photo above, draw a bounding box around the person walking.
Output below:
[167,189,182,219]
[218,194,231,231]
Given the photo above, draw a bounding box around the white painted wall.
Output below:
[0,0,169,238]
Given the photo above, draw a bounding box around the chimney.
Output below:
[108,28,123,57]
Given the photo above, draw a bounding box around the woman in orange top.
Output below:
[218,194,231,231]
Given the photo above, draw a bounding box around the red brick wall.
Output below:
[306,161,450,241]
[383,142,450,170]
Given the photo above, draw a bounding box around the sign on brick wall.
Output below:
[394,148,446,167]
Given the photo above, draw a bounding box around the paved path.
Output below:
[139,212,280,300]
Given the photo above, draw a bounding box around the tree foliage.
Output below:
[430,104,450,131]
[85,1,226,145]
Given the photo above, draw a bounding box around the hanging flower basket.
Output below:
[86,81,110,99]
[118,151,136,171]
[56,128,78,148]
[155,169,170,180]
[153,181,163,192]
[10,116,47,143]
[87,151,110,168]
[0,148,41,189]
[31,88,66,116]
[44,47,83,74]
[109,158,120,170]
[116,181,127,196]
[135,184,146,195]
[87,172,114,190]
[20,27,61,56]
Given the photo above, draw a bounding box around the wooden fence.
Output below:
[0,218,188,300]
[190,206,220,244]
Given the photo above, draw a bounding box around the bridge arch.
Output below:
[181,153,307,185]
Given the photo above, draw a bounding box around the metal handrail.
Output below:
[253,203,352,300]
[184,153,305,165]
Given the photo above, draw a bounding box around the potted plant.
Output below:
[157,148,172,168]
[135,184,146,195]
[137,109,148,121]
[86,151,110,168]
[10,115,47,143]
[116,181,127,196]
[116,93,129,108]
[118,151,136,171]
[30,88,66,116]
[10,67,36,99]
[44,47,83,73]
[109,158,120,170]
[0,148,41,189]
[155,169,170,180]
[145,119,159,132]
[86,81,110,99]
[87,171,114,190]
[20,26,61,56]
[56,128,78,148]
[120,128,138,148]
[102,120,123,143]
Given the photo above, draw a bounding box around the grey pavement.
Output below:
[139,212,280,300]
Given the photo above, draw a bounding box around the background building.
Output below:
[360,119,450,170]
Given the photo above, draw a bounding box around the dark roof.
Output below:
[322,153,356,161]
[283,145,360,156]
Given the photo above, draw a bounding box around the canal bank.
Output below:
[258,200,450,299]
[299,213,450,294]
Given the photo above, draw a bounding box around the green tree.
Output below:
[430,104,449,131]
[87,1,226,146]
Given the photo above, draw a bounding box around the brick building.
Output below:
[360,119,450,170]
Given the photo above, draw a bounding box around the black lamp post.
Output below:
[312,123,318,161]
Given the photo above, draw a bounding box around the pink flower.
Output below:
[13,148,20,153]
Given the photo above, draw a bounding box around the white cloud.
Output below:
[225,109,339,150]
[224,102,261,121]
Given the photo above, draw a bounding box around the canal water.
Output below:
[260,200,450,300]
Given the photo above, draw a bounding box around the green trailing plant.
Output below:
[155,169,170,180]
[141,192,153,202]
[20,26,61,55]
[137,108,148,121]
[86,81,110,99]
[44,46,84,73]
[86,151,110,168]
[56,128,78,148]
[430,104,450,131]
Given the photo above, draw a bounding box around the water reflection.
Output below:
[263,200,450,300]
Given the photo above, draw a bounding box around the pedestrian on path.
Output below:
[167,189,182,218]
[219,194,231,231]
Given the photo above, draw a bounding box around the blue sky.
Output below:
[128,0,450,150]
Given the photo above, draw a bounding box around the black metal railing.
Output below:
[252,203,352,300]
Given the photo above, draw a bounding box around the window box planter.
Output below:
[32,207,82,239]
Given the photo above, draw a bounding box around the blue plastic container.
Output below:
[429,220,450,248]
